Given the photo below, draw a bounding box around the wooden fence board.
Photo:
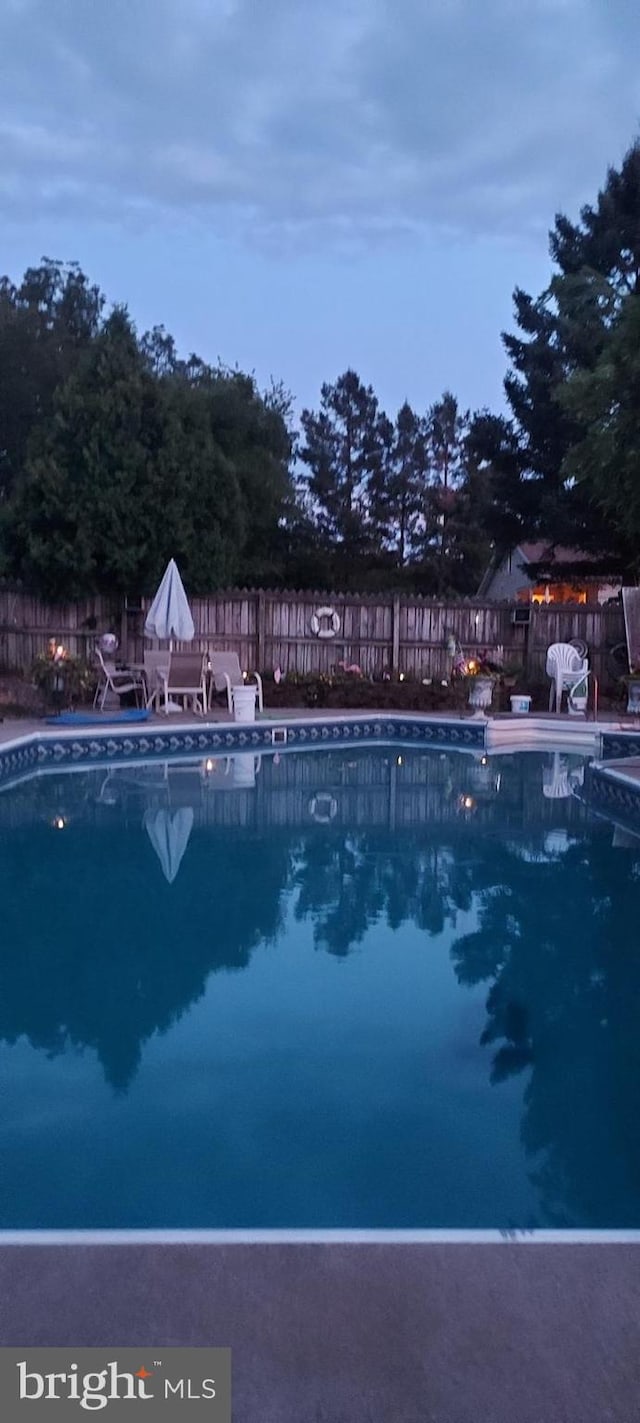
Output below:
[0,588,626,689]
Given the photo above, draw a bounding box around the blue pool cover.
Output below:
[45,709,151,726]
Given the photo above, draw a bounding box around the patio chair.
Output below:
[93,648,145,712]
[143,649,171,709]
[545,642,589,712]
[208,652,263,713]
[159,650,208,715]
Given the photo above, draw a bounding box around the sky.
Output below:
[1,0,639,423]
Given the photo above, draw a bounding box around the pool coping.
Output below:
[2,1228,640,1245]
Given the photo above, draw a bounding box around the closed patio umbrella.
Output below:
[144,559,195,644]
[144,807,194,884]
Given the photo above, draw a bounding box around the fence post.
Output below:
[524,604,537,679]
[391,595,400,675]
[256,589,266,671]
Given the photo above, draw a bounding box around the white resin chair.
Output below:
[545,642,589,712]
[208,652,263,713]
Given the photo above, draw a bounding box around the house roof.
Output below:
[477,542,623,597]
[517,543,598,566]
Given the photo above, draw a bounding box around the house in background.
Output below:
[478,542,623,605]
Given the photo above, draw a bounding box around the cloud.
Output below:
[0,0,637,247]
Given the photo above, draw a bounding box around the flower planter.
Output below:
[467,677,494,710]
[510,694,531,714]
[231,684,258,723]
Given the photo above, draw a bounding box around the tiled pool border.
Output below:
[0,713,488,788]
[585,758,640,835]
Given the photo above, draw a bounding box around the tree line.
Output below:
[1,139,640,599]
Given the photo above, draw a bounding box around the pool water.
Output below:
[1,745,639,1230]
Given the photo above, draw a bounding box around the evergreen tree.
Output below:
[7,311,244,598]
[368,402,426,568]
[478,141,640,566]
[559,295,640,573]
[0,259,103,500]
[423,392,470,592]
[299,370,388,571]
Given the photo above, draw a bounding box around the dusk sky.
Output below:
[1,0,638,424]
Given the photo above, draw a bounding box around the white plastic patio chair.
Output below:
[208,652,263,713]
[93,648,145,712]
[545,642,589,712]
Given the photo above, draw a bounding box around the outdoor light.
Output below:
[467,659,478,674]
[52,816,66,830]
[480,755,488,766]
[396,756,403,767]
[204,758,215,774]
[458,795,476,814]
[399,672,405,682]
[242,670,248,681]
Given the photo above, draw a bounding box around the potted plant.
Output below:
[32,643,95,710]
[462,651,501,711]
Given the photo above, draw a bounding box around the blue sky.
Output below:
[1,0,638,422]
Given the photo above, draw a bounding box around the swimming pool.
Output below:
[1,743,639,1231]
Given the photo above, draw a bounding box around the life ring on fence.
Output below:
[310,606,341,639]
[309,793,338,823]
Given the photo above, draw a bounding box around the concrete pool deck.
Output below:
[1,1242,639,1421]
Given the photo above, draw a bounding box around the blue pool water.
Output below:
[1,744,639,1230]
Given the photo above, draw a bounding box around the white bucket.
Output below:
[232,685,257,723]
[510,695,531,714]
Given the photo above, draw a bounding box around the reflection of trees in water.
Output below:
[0,826,291,1091]
[0,749,511,1088]
[451,834,640,1225]
[292,832,474,954]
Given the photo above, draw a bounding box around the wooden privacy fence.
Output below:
[0,588,626,687]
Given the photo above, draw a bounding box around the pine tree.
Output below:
[479,140,640,566]
[299,370,388,568]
